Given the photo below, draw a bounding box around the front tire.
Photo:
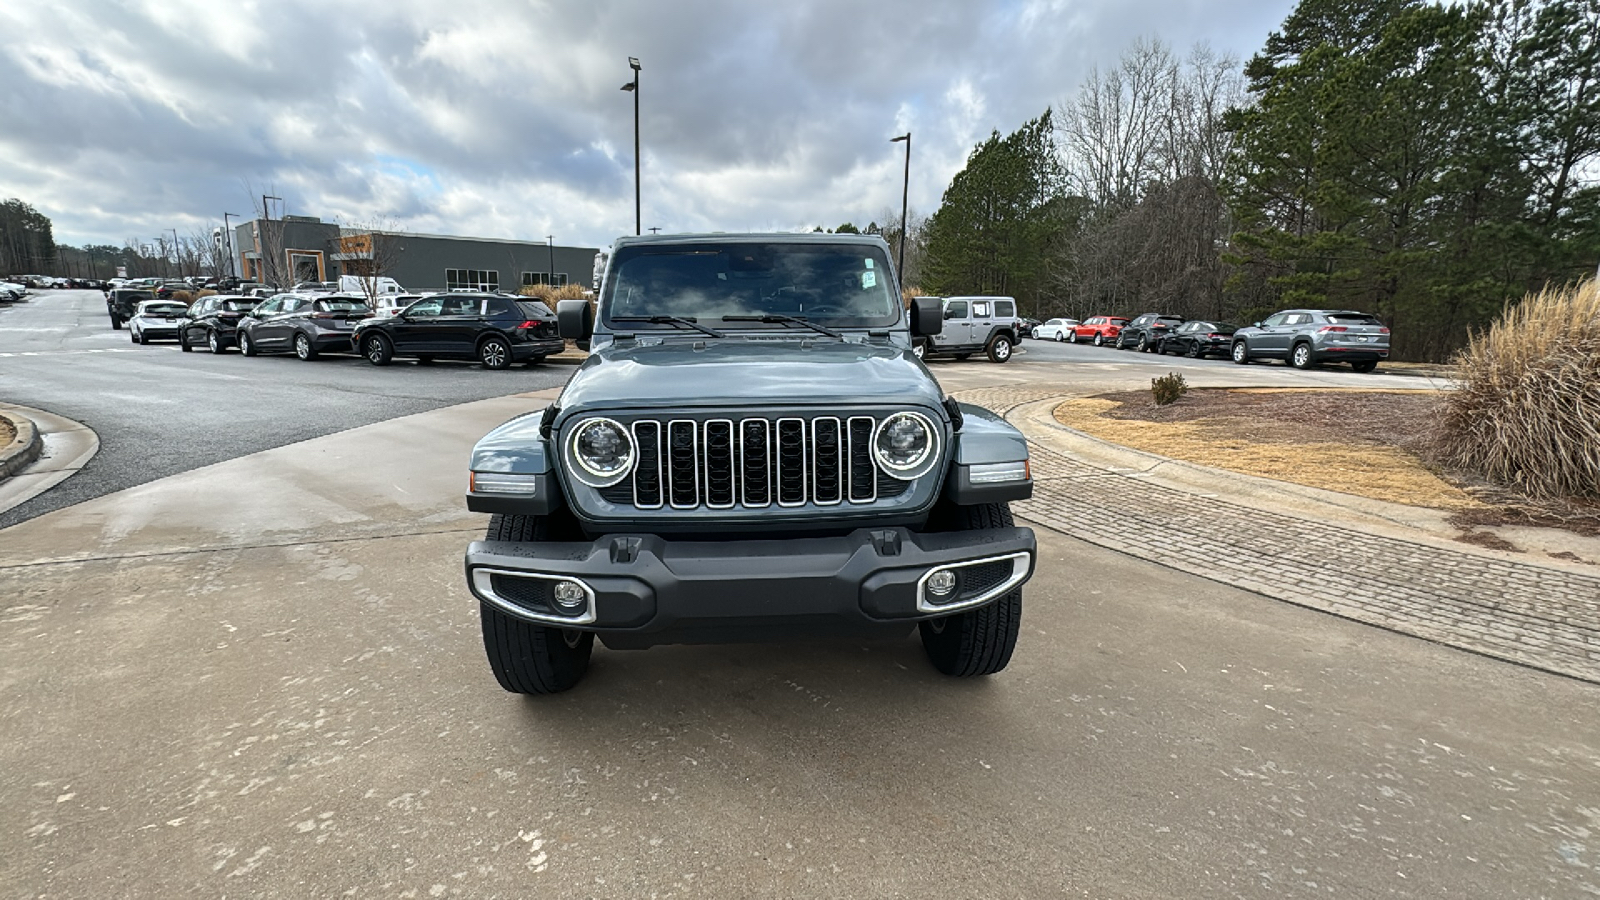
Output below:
[480,513,594,694]
[1136,334,1149,352]
[207,329,225,354]
[1232,341,1251,365]
[919,502,1023,677]
[480,336,511,370]
[136,329,147,345]
[362,333,393,365]
[239,331,257,357]
[294,332,317,361]
[179,333,193,352]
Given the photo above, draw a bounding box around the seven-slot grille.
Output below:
[594,415,917,510]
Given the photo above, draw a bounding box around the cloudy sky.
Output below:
[1,0,1293,250]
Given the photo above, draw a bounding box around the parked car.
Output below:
[1231,309,1390,372]
[0,280,27,301]
[154,281,192,299]
[128,299,191,344]
[105,287,156,329]
[459,231,1037,693]
[1031,317,1079,341]
[354,293,564,369]
[1070,316,1130,345]
[914,295,1022,362]
[178,295,259,353]
[1116,313,1185,352]
[235,293,371,360]
[369,293,422,319]
[1158,320,1239,358]
[292,281,339,294]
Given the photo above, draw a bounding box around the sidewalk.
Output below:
[960,382,1600,684]
[0,403,98,517]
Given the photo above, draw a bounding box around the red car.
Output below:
[1071,316,1130,346]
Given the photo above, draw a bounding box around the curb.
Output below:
[0,411,42,479]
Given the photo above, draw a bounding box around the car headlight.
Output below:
[872,411,939,480]
[567,417,635,487]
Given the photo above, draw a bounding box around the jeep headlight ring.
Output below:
[872,411,940,480]
[567,417,636,487]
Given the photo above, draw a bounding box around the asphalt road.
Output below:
[0,290,573,528]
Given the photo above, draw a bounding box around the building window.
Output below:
[446,268,499,291]
[521,272,568,287]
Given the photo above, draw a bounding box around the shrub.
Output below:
[1432,279,1600,498]
[168,290,196,305]
[1151,371,1188,406]
[518,283,589,303]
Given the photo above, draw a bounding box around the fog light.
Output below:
[927,570,957,597]
[552,580,587,611]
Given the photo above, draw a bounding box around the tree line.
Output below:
[917,0,1600,361]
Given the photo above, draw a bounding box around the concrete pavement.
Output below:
[2,363,1599,896]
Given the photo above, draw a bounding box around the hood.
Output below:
[557,338,945,415]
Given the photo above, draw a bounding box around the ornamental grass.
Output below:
[1432,279,1600,499]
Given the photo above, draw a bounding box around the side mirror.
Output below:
[557,299,593,340]
[910,297,943,337]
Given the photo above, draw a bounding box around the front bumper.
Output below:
[464,525,1036,647]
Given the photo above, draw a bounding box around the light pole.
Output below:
[223,212,242,279]
[890,133,911,284]
[621,57,641,235]
[547,235,555,286]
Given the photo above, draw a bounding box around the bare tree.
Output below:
[337,218,407,307]
[1061,37,1178,212]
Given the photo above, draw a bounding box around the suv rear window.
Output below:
[516,300,554,318]
[315,299,367,313]
[1326,313,1382,325]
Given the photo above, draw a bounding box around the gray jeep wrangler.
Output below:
[912,295,1022,363]
[462,233,1037,693]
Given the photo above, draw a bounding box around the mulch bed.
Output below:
[1097,388,1600,539]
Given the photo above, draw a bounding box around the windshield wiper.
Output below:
[611,315,726,338]
[722,314,843,339]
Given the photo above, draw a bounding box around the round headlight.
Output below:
[872,411,939,480]
[567,418,635,487]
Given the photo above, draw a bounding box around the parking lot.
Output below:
[3,291,1598,897]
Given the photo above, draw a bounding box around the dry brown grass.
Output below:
[1054,394,1479,510]
[1433,280,1600,498]
[518,284,589,303]
[0,415,15,447]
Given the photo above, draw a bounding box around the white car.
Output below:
[128,299,191,344]
[1031,317,1080,341]
[0,280,28,301]
[372,293,422,318]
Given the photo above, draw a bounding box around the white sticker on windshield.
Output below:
[864,259,874,269]
[861,271,876,289]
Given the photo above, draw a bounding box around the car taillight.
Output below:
[1318,325,1348,333]
[1206,333,1222,338]
[516,320,536,329]
[1379,327,1390,334]
[311,312,342,319]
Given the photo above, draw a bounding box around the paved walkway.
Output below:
[954,384,1600,684]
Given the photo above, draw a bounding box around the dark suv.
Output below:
[1117,313,1185,352]
[354,293,563,369]
[106,288,155,329]
[235,293,371,360]
[179,295,259,353]
[460,233,1038,693]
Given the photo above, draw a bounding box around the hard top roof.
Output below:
[611,232,892,250]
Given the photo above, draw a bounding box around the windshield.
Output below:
[316,299,368,313]
[142,304,187,316]
[602,242,900,329]
[221,300,257,312]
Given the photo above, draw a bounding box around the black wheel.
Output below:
[986,335,1012,363]
[479,513,593,694]
[1185,341,1201,359]
[294,332,317,360]
[239,331,257,357]
[1231,341,1251,365]
[479,336,511,369]
[179,333,192,352]
[207,329,224,354]
[1351,360,1378,373]
[1291,342,1313,369]
[919,503,1022,677]
[362,333,393,365]
[110,315,122,330]
[1093,333,1104,346]
[136,329,147,345]
[1069,331,1079,344]
[1136,334,1149,352]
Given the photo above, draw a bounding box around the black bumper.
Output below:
[465,525,1036,648]
[511,337,567,361]
[1312,346,1389,362]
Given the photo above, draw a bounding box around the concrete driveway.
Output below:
[2,354,1598,898]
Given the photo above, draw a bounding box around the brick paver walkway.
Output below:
[955,385,1600,684]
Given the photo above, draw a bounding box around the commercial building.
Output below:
[230,215,600,293]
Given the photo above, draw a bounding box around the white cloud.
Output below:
[0,0,1294,250]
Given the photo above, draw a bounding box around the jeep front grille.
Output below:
[598,416,913,510]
